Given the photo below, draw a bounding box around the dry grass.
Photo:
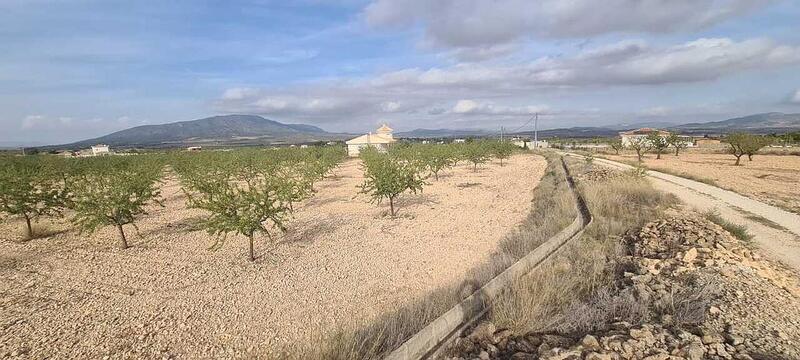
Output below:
[491,160,680,334]
[703,210,754,243]
[281,152,577,359]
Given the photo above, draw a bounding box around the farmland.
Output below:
[0,145,545,358]
[600,150,800,214]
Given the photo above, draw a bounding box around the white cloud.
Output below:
[451,100,547,115]
[372,38,800,88]
[21,115,73,130]
[215,37,800,130]
[791,89,800,104]
[364,0,773,54]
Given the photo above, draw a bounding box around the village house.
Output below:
[619,128,697,147]
[91,144,111,156]
[345,124,397,156]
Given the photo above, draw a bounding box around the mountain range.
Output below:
[44,112,800,150]
[56,115,348,149]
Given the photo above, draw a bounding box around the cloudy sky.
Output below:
[2,0,800,145]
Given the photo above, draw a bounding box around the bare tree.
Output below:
[609,138,624,155]
[667,133,689,156]
[647,133,669,160]
[725,133,748,166]
[628,137,651,162]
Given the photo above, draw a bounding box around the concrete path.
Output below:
[564,153,800,272]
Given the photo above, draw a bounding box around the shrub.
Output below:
[0,157,67,239]
[359,148,425,216]
[70,157,164,249]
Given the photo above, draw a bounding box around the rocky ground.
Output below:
[443,214,800,360]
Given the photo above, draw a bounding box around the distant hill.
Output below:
[49,111,800,149]
[512,126,621,139]
[57,115,346,149]
[672,112,800,134]
[395,128,491,138]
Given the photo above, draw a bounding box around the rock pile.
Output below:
[442,214,800,360]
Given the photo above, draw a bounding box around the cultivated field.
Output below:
[0,153,545,358]
[601,151,800,214]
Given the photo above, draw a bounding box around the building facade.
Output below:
[345,124,397,156]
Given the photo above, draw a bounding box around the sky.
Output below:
[2,0,800,145]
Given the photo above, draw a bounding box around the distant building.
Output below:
[512,139,549,149]
[300,144,309,149]
[620,128,695,148]
[694,138,722,148]
[453,139,466,144]
[345,124,397,157]
[91,144,110,156]
[187,146,202,151]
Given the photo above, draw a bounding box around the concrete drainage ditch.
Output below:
[385,157,593,360]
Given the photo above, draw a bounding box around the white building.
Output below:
[345,124,397,156]
[91,144,110,156]
[619,128,693,148]
[453,139,466,144]
[512,139,549,149]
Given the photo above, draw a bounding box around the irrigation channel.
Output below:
[386,157,593,360]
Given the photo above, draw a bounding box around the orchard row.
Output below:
[1,140,519,260]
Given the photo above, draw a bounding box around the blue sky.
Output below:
[2,0,800,145]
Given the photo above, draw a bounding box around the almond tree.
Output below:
[743,135,771,161]
[359,148,425,216]
[667,133,689,156]
[726,133,749,165]
[492,141,516,166]
[421,145,455,180]
[0,157,66,239]
[188,171,292,262]
[609,138,624,155]
[463,142,490,171]
[70,157,163,249]
[628,137,651,162]
[647,133,669,159]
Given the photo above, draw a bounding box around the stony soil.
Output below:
[444,214,800,360]
[602,151,800,214]
[0,154,546,359]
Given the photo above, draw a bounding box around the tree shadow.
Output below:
[279,218,339,246]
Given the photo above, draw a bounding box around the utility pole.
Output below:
[500,126,504,142]
[533,113,539,149]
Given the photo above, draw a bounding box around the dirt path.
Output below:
[0,153,546,359]
[564,153,800,273]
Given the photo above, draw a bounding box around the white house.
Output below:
[91,144,110,156]
[512,139,549,149]
[619,128,693,148]
[345,124,397,156]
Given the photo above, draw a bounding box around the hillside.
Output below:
[59,115,345,148]
[674,112,800,134]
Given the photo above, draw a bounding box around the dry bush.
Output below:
[491,163,678,334]
[654,275,721,326]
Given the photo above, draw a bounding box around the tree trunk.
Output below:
[116,224,128,249]
[389,196,395,216]
[674,147,679,156]
[248,235,255,262]
[748,154,753,161]
[500,158,504,166]
[656,151,661,159]
[434,172,439,181]
[473,163,477,171]
[637,151,643,162]
[24,214,33,239]
[734,155,742,166]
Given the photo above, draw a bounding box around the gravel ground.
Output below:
[602,152,800,214]
[0,153,545,359]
